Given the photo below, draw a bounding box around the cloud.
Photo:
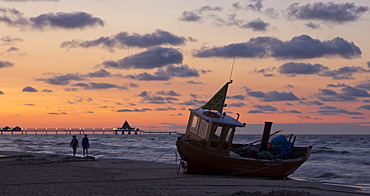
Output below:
[102,47,183,69]
[30,12,104,29]
[124,83,139,88]
[0,60,14,68]
[247,0,263,12]
[179,11,201,22]
[138,91,178,104]
[319,89,337,95]
[299,100,324,106]
[226,15,270,31]
[22,86,37,92]
[116,108,152,112]
[316,106,363,115]
[358,105,370,110]
[247,90,265,98]
[227,95,246,100]
[186,80,204,84]
[282,110,301,114]
[66,96,93,104]
[306,22,320,29]
[179,5,269,31]
[356,81,370,90]
[156,90,181,96]
[42,89,53,92]
[84,69,111,77]
[248,110,263,113]
[253,104,278,111]
[48,112,67,115]
[352,116,366,119]
[60,29,190,51]
[85,83,122,90]
[138,91,167,104]
[179,99,206,106]
[258,64,369,79]
[286,2,369,24]
[72,82,126,90]
[38,73,125,90]
[327,83,347,88]
[165,97,179,103]
[241,18,269,31]
[246,89,302,102]
[126,71,170,81]
[125,64,200,81]
[6,47,19,52]
[319,66,369,80]
[283,84,295,88]
[71,82,89,87]
[341,86,370,97]
[264,7,279,18]
[166,64,201,77]
[155,107,176,111]
[179,6,223,22]
[37,73,84,85]
[228,102,246,107]
[232,0,264,12]
[83,111,94,114]
[0,35,23,44]
[316,88,357,102]
[194,35,361,59]
[64,88,77,91]
[254,67,276,77]
[278,62,328,75]
[0,8,104,30]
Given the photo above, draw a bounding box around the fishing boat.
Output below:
[176,81,312,177]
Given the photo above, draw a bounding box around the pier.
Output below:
[0,128,179,135]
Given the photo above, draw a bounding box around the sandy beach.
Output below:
[0,151,368,196]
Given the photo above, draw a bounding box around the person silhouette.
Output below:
[70,135,79,156]
[82,134,90,157]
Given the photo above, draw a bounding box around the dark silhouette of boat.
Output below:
[176,81,312,177]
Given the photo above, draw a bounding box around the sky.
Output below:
[0,0,369,134]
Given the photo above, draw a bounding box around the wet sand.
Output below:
[0,151,368,196]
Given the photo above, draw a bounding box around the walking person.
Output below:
[70,135,79,156]
[82,134,90,157]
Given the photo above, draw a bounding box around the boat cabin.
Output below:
[185,109,245,156]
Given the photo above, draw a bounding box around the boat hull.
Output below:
[176,136,311,177]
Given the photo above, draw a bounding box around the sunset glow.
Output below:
[1,0,369,134]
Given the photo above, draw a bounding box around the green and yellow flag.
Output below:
[201,81,231,113]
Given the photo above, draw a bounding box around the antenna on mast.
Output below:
[229,55,236,82]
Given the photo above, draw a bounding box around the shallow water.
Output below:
[1,134,369,190]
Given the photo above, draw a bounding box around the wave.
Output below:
[312,149,351,154]
[315,172,339,178]
[13,139,31,143]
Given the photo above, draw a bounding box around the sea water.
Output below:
[0,134,369,191]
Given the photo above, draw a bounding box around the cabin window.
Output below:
[226,127,234,142]
[212,126,222,140]
[198,119,208,138]
[190,116,200,134]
